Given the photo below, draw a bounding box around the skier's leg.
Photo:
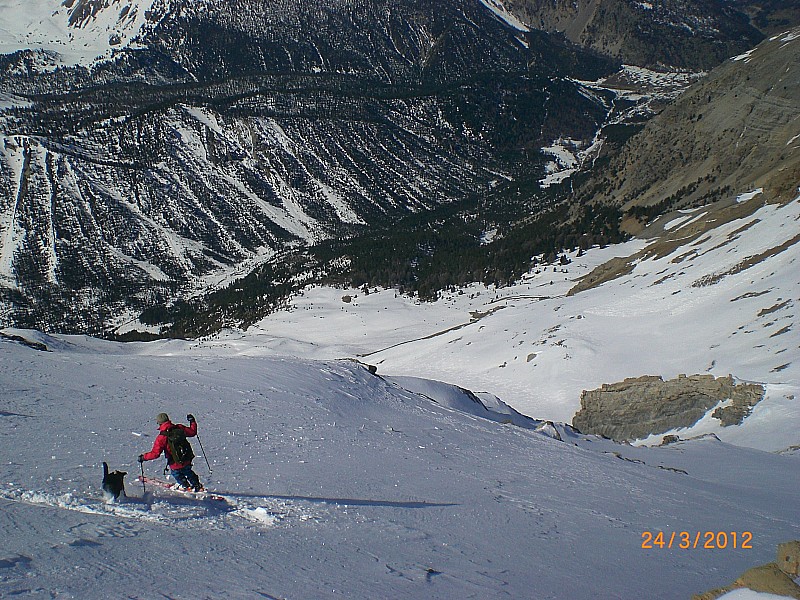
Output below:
[186,468,203,491]
[170,466,191,488]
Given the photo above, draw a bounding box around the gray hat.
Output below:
[156,412,170,424]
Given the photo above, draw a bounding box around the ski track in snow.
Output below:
[0,485,318,530]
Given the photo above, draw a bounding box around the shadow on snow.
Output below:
[249,494,458,509]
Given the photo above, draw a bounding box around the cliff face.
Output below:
[576,26,800,217]
[501,0,766,70]
[572,374,765,441]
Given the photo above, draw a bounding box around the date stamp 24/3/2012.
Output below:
[642,531,753,550]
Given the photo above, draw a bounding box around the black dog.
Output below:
[101,462,127,503]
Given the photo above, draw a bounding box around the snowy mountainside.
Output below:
[204,191,800,453]
[0,0,622,333]
[0,330,798,598]
[0,0,159,65]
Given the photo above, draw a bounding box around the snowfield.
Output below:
[0,0,158,66]
[1,330,799,599]
[193,193,800,453]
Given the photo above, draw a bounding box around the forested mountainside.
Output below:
[0,0,617,332]
[0,0,798,335]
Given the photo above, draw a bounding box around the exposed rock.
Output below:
[568,195,773,296]
[504,0,768,70]
[779,541,800,578]
[535,421,563,441]
[567,255,634,296]
[694,540,800,599]
[0,331,51,352]
[659,434,681,446]
[572,374,765,441]
[576,24,800,216]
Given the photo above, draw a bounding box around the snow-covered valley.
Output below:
[192,191,800,453]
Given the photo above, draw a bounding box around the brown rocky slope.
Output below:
[575,25,800,219]
[503,0,776,69]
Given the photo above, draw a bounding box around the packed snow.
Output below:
[1,328,799,598]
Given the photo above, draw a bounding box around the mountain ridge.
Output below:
[500,0,791,69]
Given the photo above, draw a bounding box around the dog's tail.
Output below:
[103,461,109,477]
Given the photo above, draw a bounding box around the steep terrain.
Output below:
[137,24,800,340]
[1,7,798,596]
[209,190,800,453]
[502,0,769,70]
[0,0,622,332]
[577,26,800,219]
[2,0,793,334]
[0,0,160,65]
[0,330,798,598]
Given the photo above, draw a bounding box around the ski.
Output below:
[137,475,226,502]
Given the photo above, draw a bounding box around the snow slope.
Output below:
[478,0,530,32]
[0,0,157,65]
[191,192,800,453]
[1,331,798,599]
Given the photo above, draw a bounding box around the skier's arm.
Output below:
[182,420,198,437]
[142,434,166,461]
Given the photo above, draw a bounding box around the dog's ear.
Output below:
[103,462,109,476]
[118,471,128,477]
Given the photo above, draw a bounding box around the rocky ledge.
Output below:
[572,374,765,441]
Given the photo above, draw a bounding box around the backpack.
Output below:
[162,425,195,464]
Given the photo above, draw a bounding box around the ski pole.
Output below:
[140,461,146,495]
[195,432,213,474]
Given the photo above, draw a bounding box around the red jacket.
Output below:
[142,420,197,469]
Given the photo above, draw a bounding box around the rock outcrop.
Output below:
[572,374,765,441]
[693,540,800,600]
[505,0,769,70]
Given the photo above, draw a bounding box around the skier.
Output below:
[138,412,204,492]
